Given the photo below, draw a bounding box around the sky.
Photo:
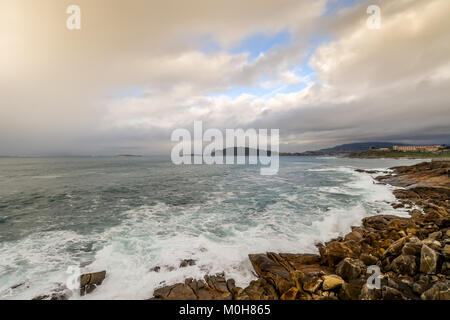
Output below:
[0,0,449,156]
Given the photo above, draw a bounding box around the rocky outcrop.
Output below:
[151,161,450,300]
[80,271,106,296]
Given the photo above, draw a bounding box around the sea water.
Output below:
[0,156,423,299]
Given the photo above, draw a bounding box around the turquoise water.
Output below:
[0,156,422,299]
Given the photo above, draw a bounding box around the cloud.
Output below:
[0,0,449,155]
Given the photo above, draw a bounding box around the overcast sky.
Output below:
[1,0,449,156]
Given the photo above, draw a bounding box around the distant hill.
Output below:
[319,142,410,153]
[211,147,275,156]
[281,142,411,156]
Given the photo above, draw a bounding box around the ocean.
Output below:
[0,156,423,299]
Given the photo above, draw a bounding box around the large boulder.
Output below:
[318,240,361,267]
[322,275,345,291]
[80,271,106,296]
[336,258,365,281]
[420,245,439,274]
[248,254,294,295]
[390,255,417,276]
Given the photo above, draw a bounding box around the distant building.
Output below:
[393,145,444,152]
[377,148,391,151]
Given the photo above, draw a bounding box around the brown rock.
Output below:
[421,281,450,300]
[336,258,365,281]
[338,279,365,300]
[322,275,344,291]
[360,253,378,266]
[302,276,323,294]
[318,240,361,267]
[384,237,407,257]
[390,255,417,276]
[248,254,294,295]
[280,287,299,300]
[420,245,439,274]
[80,271,106,296]
[401,242,422,256]
[443,244,450,260]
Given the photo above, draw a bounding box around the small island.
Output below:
[115,154,143,158]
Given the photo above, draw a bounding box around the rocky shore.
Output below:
[151,161,450,300]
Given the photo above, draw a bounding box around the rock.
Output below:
[32,284,72,301]
[382,286,409,300]
[390,255,417,276]
[360,253,378,266]
[443,244,450,260]
[401,242,422,256]
[384,237,407,257]
[237,278,278,300]
[153,282,197,300]
[248,254,294,295]
[80,271,106,296]
[149,266,161,272]
[429,231,442,240]
[420,245,439,274]
[280,287,299,300]
[302,277,323,294]
[338,279,365,300]
[421,281,450,300]
[359,283,382,300]
[421,239,441,251]
[318,240,361,267]
[179,259,196,268]
[322,275,345,291]
[336,258,365,281]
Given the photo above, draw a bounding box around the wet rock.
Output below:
[32,284,72,300]
[80,271,106,296]
[336,258,365,281]
[420,245,439,274]
[179,259,196,268]
[149,266,161,272]
[322,275,345,291]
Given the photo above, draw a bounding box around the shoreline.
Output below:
[150,161,450,300]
